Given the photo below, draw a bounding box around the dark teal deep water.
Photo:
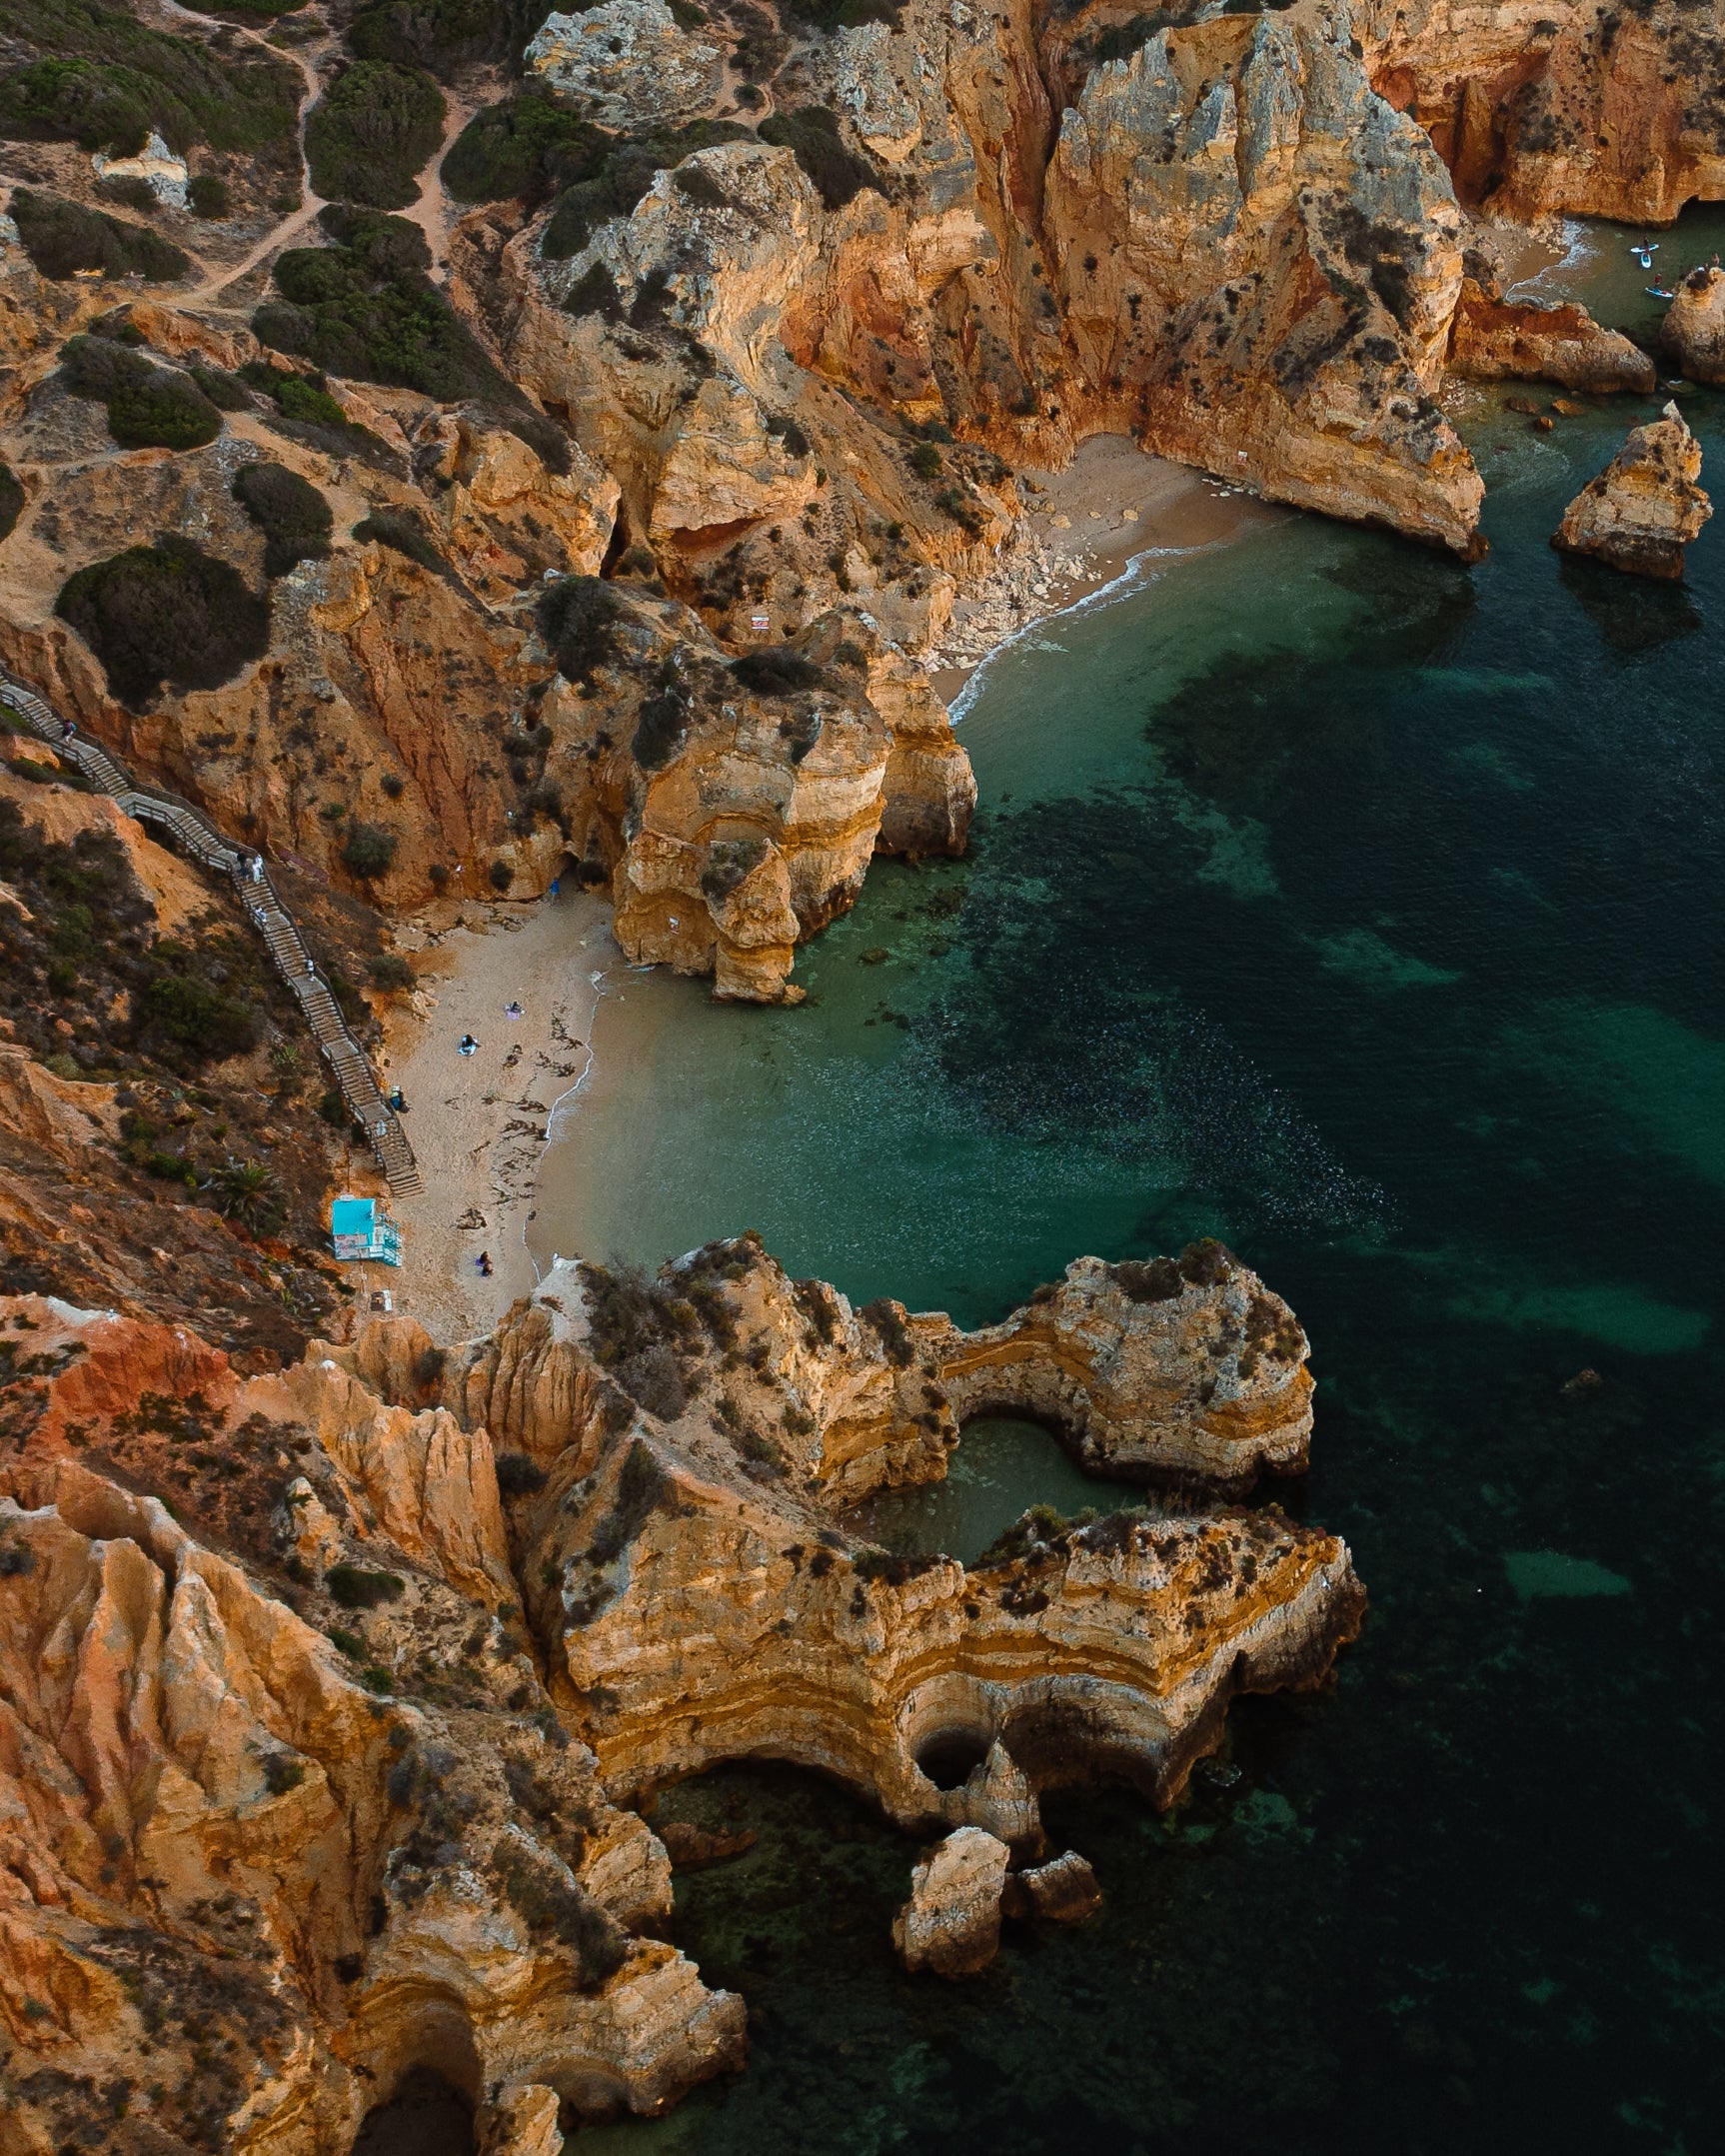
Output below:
[550,225,1725,2153]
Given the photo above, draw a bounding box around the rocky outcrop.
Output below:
[1043,9,1484,554]
[525,1,724,130]
[1001,1848,1102,1925]
[1360,0,1725,225]
[931,1244,1315,1492]
[1448,278,1656,392]
[1552,403,1712,580]
[0,1224,1362,2147]
[1661,265,1725,385]
[891,1826,1009,1976]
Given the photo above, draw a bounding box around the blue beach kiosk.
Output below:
[330,1195,402,1266]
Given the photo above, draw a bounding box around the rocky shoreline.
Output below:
[0,1232,1361,2150]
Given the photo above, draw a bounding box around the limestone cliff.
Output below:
[0,1229,1361,2148]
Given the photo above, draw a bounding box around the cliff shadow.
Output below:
[1557,553,1705,654]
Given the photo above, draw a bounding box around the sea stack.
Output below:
[1662,265,1725,384]
[1551,405,1712,580]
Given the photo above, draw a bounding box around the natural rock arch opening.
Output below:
[350,2065,475,2156]
[913,1725,994,1791]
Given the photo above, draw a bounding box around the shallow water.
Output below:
[545,222,1725,2150]
[850,1416,1139,1562]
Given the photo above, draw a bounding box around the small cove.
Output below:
[542,216,1725,2151]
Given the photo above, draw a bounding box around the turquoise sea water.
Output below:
[539,222,1725,2152]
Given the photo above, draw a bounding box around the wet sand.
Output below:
[928,434,1283,700]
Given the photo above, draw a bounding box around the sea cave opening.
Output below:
[350,2065,475,2156]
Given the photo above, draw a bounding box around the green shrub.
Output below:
[187,172,231,218]
[564,261,623,321]
[0,1,302,157]
[354,509,442,574]
[537,575,629,687]
[783,0,900,26]
[346,0,548,79]
[8,187,188,282]
[340,822,398,880]
[499,1849,627,1988]
[187,362,249,411]
[325,1561,406,1608]
[859,1296,913,1367]
[96,171,155,215]
[206,1155,286,1231]
[104,365,221,451]
[367,951,415,991]
[540,121,755,261]
[140,974,262,1065]
[261,208,518,407]
[443,90,607,205]
[488,857,513,892]
[758,106,880,213]
[55,537,269,709]
[232,462,332,578]
[909,441,942,480]
[632,688,688,773]
[730,648,828,698]
[304,60,445,210]
[495,1450,548,1496]
[0,464,22,543]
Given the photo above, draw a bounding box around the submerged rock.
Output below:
[891,1826,1010,1975]
[1552,405,1712,581]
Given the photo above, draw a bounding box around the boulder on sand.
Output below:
[1551,404,1711,580]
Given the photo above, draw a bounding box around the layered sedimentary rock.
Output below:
[1661,264,1725,384]
[1552,403,1711,578]
[1041,9,1485,553]
[1001,1848,1102,1924]
[1360,0,1725,224]
[542,584,972,1000]
[0,1298,745,2156]
[0,1229,1361,2148]
[931,1244,1315,1492]
[892,1826,1009,1976]
[1448,278,1657,392]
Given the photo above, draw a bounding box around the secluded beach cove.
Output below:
[380,213,1725,2151]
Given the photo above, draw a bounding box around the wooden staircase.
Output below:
[1,671,421,1197]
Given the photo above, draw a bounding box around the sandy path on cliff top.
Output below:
[376,890,617,1343]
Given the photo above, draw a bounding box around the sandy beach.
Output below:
[926,434,1282,699]
[372,889,616,1340]
[368,438,1271,1321]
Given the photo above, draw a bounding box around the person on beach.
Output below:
[388,1087,408,1112]
[476,1250,493,1277]
[459,1035,478,1057]
[505,1001,523,1021]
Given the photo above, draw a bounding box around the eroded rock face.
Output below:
[932,1244,1315,1491]
[0,1229,1361,2147]
[1361,0,1725,226]
[1553,403,1712,579]
[891,1826,1009,1976]
[1044,7,1484,553]
[526,1,724,130]
[1001,1848,1102,1925]
[1662,265,1725,385]
[0,1301,745,2156]
[1449,278,1657,393]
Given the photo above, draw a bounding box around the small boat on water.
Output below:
[1648,284,1675,299]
